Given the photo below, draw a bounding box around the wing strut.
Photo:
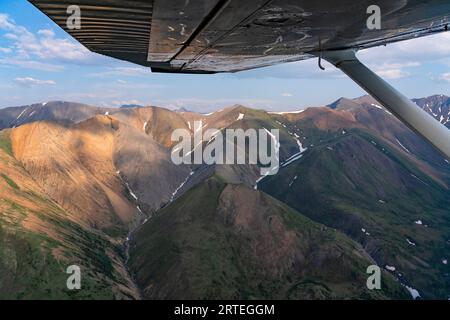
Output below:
[318,50,450,160]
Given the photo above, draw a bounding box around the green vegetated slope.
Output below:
[0,130,136,299]
[129,176,408,300]
[0,130,12,157]
[259,129,450,299]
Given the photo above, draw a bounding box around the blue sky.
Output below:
[1,1,450,112]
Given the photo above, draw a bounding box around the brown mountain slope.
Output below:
[11,117,135,234]
[0,130,139,299]
[10,114,192,233]
[112,106,190,148]
[112,116,192,212]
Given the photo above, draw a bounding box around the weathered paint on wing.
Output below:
[28,0,450,73]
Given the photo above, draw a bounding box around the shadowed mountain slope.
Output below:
[0,102,115,130]
[129,176,408,300]
[259,126,450,299]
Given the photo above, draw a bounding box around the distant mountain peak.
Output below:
[120,104,145,109]
[423,94,449,100]
[413,94,450,127]
[327,97,361,110]
[174,107,192,113]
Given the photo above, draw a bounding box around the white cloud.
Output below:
[372,63,419,79]
[440,73,450,83]
[360,56,420,79]
[375,69,410,79]
[37,29,55,38]
[0,14,21,32]
[15,77,56,87]
[360,32,450,63]
[281,92,293,97]
[357,33,450,80]
[0,58,64,72]
[0,47,11,53]
[0,13,96,70]
[36,36,91,61]
[3,33,18,40]
[89,67,151,77]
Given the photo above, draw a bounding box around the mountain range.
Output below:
[0,95,449,299]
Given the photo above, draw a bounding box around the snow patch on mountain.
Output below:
[288,175,298,187]
[403,285,421,300]
[170,171,195,202]
[385,265,396,272]
[125,183,138,200]
[16,108,28,120]
[396,138,411,154]
[371,103,392,115]
[269,109,305,115]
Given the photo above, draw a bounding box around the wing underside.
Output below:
[28,0,450,73]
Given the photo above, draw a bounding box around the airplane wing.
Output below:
[27,0,450,159]
[27,0,450,73]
